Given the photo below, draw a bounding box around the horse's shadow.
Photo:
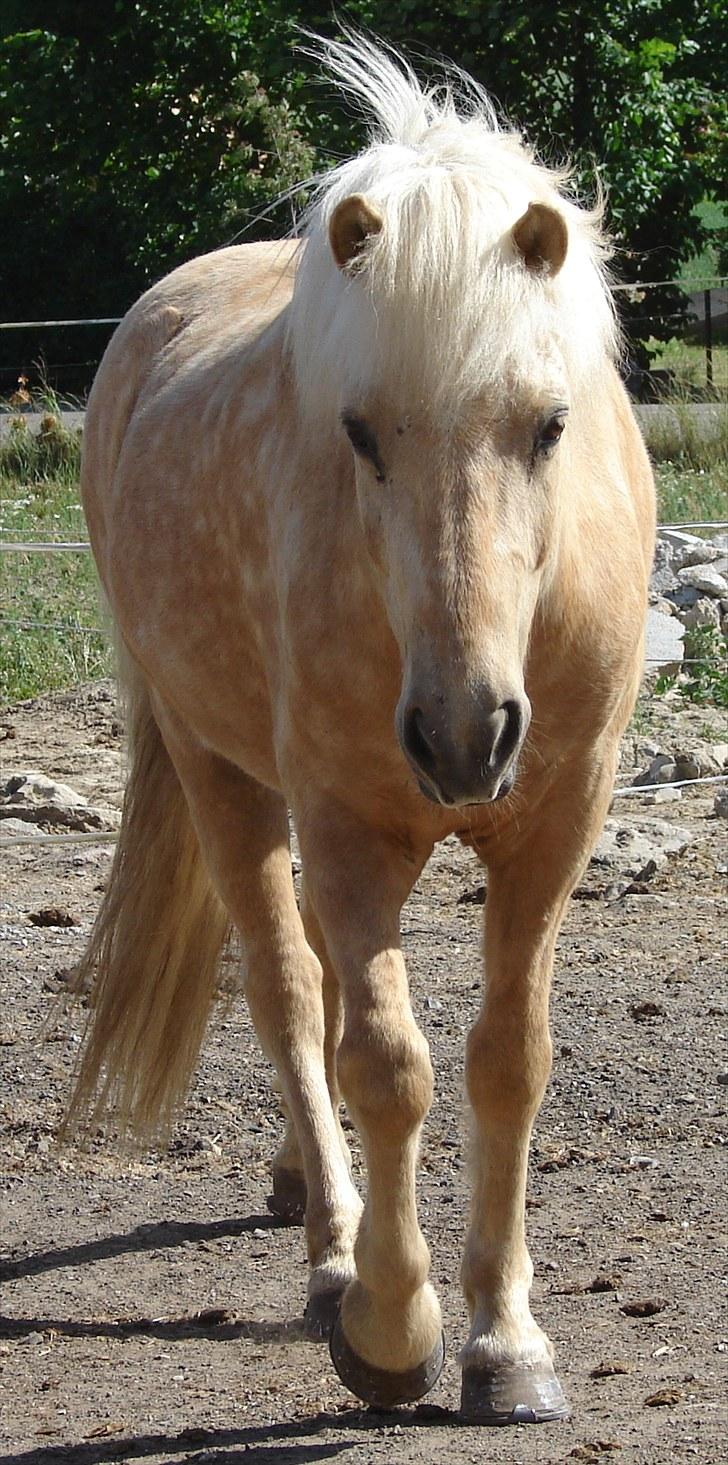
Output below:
[2,1420,357,1465]
[0,1212,304,1344]
[0,1213,458,1463]
[4,1407,457,1465]
[0,1212,279,1285]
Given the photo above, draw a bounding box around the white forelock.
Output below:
[286,32,620,423]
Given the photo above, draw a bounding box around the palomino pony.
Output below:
[71,34,654,1425]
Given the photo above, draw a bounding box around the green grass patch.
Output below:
[654,461,727,523]
[1,447,111,707]
[640,399,728,470]
[646,337,728,399]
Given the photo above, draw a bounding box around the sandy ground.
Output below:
[1,683,726,1465]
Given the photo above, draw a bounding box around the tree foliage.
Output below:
[0,2,314,317]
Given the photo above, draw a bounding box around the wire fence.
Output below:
[1,276,726,399]
[2,518,726,850]
[2,774,727,848]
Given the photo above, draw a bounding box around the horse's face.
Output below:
[331,199,570,808]
[341,389,569,806]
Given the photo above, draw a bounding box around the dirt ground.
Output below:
[1,683,726,1465]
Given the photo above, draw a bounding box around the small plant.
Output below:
[0,380,82,485]
[655,624,728,707]
[680,625,728,706]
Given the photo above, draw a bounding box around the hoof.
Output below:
[330,1313,445,1407]
[266,1166,306,1226]
[460,1359,569,1425]
[304,1287,345,1341]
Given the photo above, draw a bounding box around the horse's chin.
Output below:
[414,766,516,809]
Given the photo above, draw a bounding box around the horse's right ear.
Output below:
[329,194,384,271]
[512,202,568,277]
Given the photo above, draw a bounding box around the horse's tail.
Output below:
[64,658,230,1140]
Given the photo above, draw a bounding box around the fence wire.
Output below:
[2,519,725,851]
[2,774,726,849]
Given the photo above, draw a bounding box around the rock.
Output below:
[28,906,78,928]
[593,817,693,880]
[665,585,699,611]
[714,789,728,818]
[681,597,721,631]
[3,770,88,808]
[632,754,677,787]
[0,818,35,838]
[675,747,724,777]
[630,1001,665,1021]
[0,770,120,833]
[649,539,676,598]
[620,1298,666,1318]
[643,785,682,804]
[657,529,722,570]
[644,608,684,673]
[636,747,725,785]
[651,754,678,784]
[649,595,678,617]
[677,563,728,597]
[673,754,701,781]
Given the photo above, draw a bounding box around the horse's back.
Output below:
[81,241,297,552]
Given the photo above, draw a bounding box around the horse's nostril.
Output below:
[486,699,524,773]
[403,706,436,772]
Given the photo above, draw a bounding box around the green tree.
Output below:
[0,2,314,319]
[1,0,724,380]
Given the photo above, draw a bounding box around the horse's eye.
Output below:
[536,413,567,454]
[343,414,377,458]
[342,413,386,482]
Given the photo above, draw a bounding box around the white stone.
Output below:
[593,817,694,879]
[0,818,38,838]
[2,770,88,808]
[677,563,728,597]
[0,769,120,832]
[644,607,684,672]
[657,530,721,571]
[681,597,721,631]
[643,786,682,804]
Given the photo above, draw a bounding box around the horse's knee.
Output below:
[338,1015,433,1139]
[466,1011,552,1124]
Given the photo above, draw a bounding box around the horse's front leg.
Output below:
[269,884,352,1231]
[460,751,617,1423]
[300,806,444,1406]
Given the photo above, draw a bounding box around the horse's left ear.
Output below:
[512,202,568,277]
[329,194,384,271]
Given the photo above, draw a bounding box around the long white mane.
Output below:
[286,33,620,421]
